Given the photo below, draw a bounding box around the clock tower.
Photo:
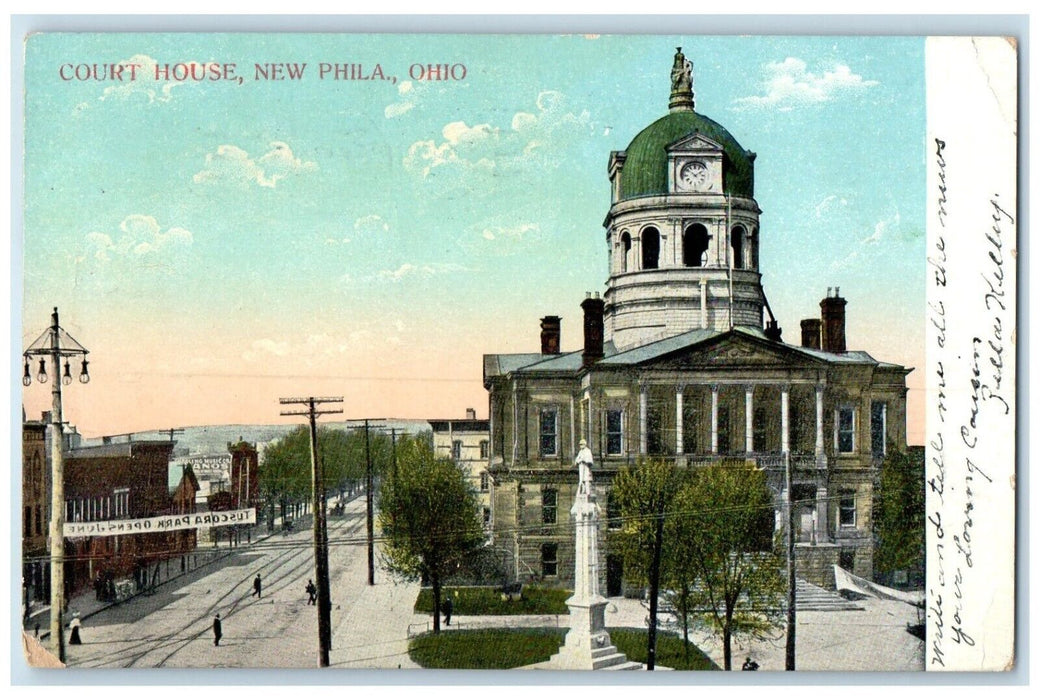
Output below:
[603,47,772,350]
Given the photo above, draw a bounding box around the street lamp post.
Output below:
[22,307,90,663]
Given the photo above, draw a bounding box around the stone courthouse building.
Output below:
[483,49,910,593]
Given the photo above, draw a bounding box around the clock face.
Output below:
[679,161,709,191]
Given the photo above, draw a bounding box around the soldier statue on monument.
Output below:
[575,438,594,496]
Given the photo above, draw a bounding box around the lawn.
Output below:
[408,627,719,670]
[409,627,566,669]
[414,586,571,615]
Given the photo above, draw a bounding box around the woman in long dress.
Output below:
[69,614,82,645]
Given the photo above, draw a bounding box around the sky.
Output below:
[19,33,927,443]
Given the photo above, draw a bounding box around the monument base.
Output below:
[543,596,643,671]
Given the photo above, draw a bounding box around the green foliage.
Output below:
[611,459,686,587]
[677,460,785,670]
[409,628,566,669]
[378,436,485,631]
[609,628,720,670]
[873,448,926,578]
[413,586,570,615]
[407,628,719,670]
[258,425,398,516]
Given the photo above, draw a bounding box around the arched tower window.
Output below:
[683,223,710,267]
[750,227,759,269]
[641,227,660,270]
[620,232,631,273]
[731,225,745,269]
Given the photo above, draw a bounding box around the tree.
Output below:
[378,436,484,633]
[611,459,685,670]
[259,426,381,526]
[873,447,925,587]
[679,460,784,671]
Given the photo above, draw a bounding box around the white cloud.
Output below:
[385,80,421,119]
[377,262,467,281]
[193,141,316,188]
[84,215,193,262]
[403,91,593,178]
[813,194,850,220]
[734,57,878,111]
[354,214,390,237]
[480,223,539,241]
[97,55,187,104]
[831,211,902,271]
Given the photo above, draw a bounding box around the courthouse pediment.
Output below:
[642,333,824,371]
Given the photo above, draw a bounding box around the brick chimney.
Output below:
[764,320,783,342]
[465,407,476,420]
[581,293,605,368]
[540,315,561,355]
[820,288,847,354]
[800,318,822,349]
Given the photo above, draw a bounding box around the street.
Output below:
[63,495,422,669]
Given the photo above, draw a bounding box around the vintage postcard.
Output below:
[15,29,1017,676]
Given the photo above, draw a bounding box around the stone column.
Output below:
[745,384,755,453]
[815,385,825,456]
[639,384,648,455]
[675,385,685,455]
[710,384,719,454]
[781,384,791,455]
[816,484,829,543]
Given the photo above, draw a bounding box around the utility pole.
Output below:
[280,396,342,668]
[365,419,374,586]
[22,307,90,663]
[785,450,796,671]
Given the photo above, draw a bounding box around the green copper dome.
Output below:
[619,110,755,199]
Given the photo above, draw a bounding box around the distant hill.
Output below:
[81,420,434,457]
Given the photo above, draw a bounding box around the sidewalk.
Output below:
[23,518,290,642]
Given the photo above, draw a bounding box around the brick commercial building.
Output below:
[483,49,910,594]
[63,440,179,597]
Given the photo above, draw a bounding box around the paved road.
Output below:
[65,496,424,669]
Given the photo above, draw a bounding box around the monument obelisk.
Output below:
[546,440,638,670]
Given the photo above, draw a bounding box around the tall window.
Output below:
[839,490,857,528]
[606,409,623,455]
[647,404,666,455]
[753,406,768,452]
[24,506,31,537]
[539,408,558,457]
[542,488,558,524]
[682,402,699,453]
[718,407,731,453]
[479,440,490,459]
[870,401,887,458]
[114,488,129,517]
[483,507,491,528]
[451,440,462,460]
[683,223,710,267]
[620,232,632,272]
[641,227,660,269]
[837,407,856,454]
[731,225,745,269]
[541,543,558,577]
[480,471,490,492]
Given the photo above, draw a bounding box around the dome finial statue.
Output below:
[669,47,695,113]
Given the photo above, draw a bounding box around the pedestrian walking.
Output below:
[252,574,262,599]
[443,595,453,626]
[213,613,223,646]
[68,613,82,645]
[305,579,317,605]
